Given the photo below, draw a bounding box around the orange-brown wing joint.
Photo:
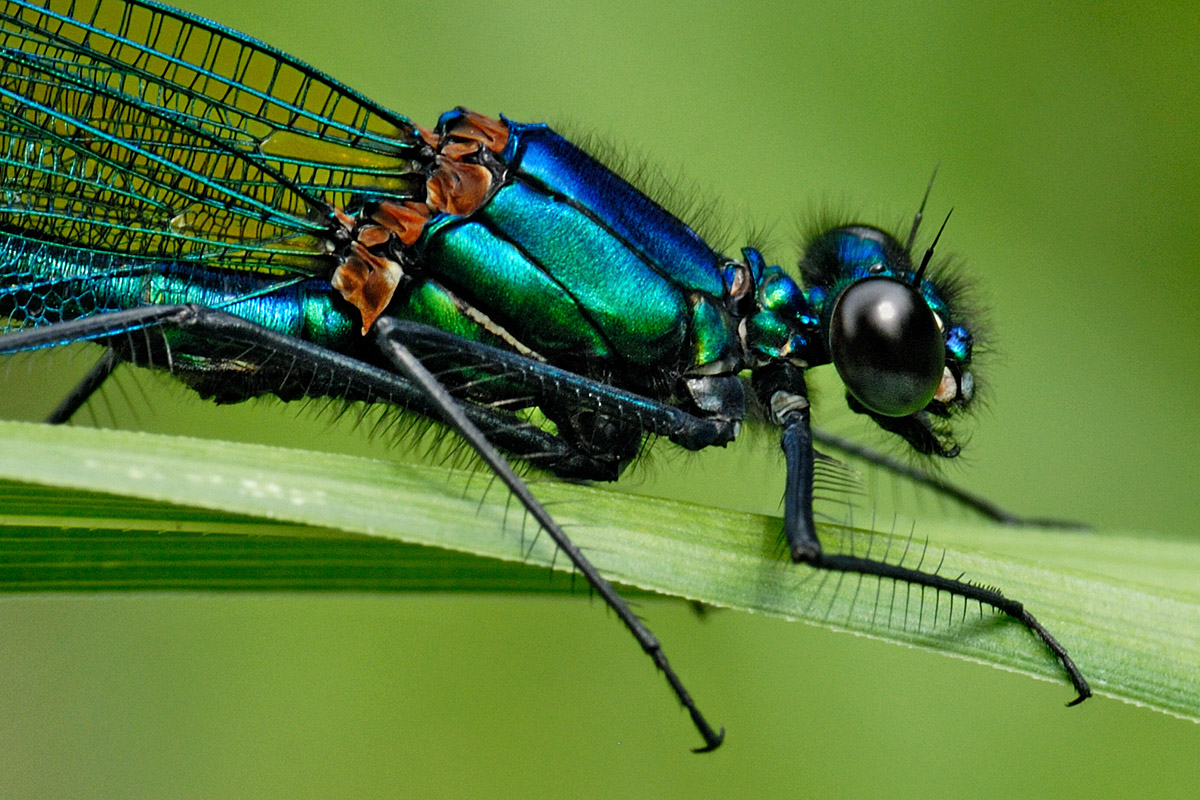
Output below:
[330,110,510,334]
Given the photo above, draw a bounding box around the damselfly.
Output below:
[0,0,1090,750]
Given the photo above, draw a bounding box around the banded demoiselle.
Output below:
[0,0,1090,750]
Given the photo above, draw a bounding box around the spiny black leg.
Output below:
[386,320,737,451]
[811,428,1089,529]
[783,409,1090,705]
[0,306,619,481]
[46,347,118,424]
[7,308,726,747]
[373,317,724,753]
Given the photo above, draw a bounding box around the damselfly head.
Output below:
[798,223,977,457]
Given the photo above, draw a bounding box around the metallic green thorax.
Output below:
[381,117,819,410]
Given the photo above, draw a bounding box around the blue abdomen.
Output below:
[0,237,355,349]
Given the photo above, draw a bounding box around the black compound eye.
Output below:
[829,277,945,417]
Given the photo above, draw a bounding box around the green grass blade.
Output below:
[0,419,1196,723]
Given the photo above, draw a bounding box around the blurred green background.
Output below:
[2,0,1198,797]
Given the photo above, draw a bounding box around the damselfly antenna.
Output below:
[905,163,941,254]
[913,207,953,286]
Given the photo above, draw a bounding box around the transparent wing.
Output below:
[0,0,428,275]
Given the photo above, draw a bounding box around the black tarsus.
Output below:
[782,406,1091,706]
[372,317,725,752]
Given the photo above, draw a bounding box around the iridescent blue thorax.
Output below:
[380,113,766,395]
